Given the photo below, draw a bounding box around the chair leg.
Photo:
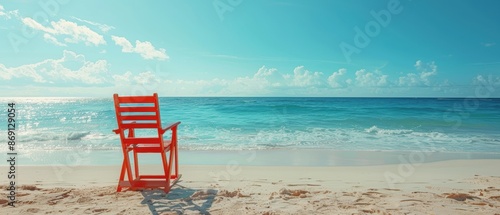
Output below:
[134,150,139,179]
[170,127,179,179]
[117,159,127,192]
[169,149,174,180]
[170,143,179,179]
[161,151,171,193]
[174,141,179,178]
[122,148,134,190]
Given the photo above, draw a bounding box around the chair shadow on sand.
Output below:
[140,183,218,215]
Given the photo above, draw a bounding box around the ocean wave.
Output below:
[175,126,500,152]
[365,126,413,135]
[5,126,500,153]
[10,121,500,154]
[67,131,91,140]
[17,130,118,146]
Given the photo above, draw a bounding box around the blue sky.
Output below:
[1,0,499,97]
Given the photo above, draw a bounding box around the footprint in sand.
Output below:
[21,185,41,191]
[279,188,310,199]
[48,190,72,205]
[362,191,387,198]
[489,195,500,201]
[188,189,219,201]
[26,208,40,213]
[444,193,478,201]
[76,196,93,203]
[84,208,110,213]
[400,199,424,202]
[217,189,250,198]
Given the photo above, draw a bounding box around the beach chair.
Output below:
[112,93,181,193]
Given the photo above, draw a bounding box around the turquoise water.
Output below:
[1,97,500,165]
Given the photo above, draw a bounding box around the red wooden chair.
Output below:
[112,93,181,192]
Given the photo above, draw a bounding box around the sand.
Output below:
[1,159,500,214]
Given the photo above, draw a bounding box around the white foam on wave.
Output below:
[365,126,413,135]
[178,126,500,152]
[67,131,91,140]
[6,125,500,153]
[4,129,119,153]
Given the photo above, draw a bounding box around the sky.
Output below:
[1,0,499,97]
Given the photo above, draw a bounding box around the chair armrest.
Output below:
[112,127,135,138]
[161,121,181,134]
[113,121,137,135]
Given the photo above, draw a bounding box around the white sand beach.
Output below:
[1,158,500,214]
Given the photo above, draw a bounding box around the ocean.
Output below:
[2,97,500,165]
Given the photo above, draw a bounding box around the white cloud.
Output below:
[111,36,168,60]
[254,66,277,79]
[286,66,323,87]
[252,66,284,87]
[113,70,173,89]
[111,36,133,51]
[398,73,419,86]
[111,65,286,96]
[113,71,229,96]
[141,65,326,95]
[355,69,388,87]
[328,68,347,88]
[0,60,46,83]
[0,5,18,19]
[22,18,106,46]
[22,17,52,32]
[473,75,500,89]
[117,65,394,96]
[399,60,437,86]
[230,66,281,93]
[43,33,66,46]
[0,50,109,85]
[112,71,132,86]
[71,16,115,32]
[113,71,162,91]
[0,5,5,16]
[5,58,478,97]
[133,71,161,85]
[0,64,9,80]
[414,60,422,68]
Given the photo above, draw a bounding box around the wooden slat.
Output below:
[121,121,157,125]
[118,106,157,113]
[132,148,163,153]
[124,137,160,144]
[117,96,156,103]
[120,115,158,121]
[139,175,168,179]
[121,123,158,129]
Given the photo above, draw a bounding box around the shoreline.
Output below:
[7,159,500,189]
[5,148,500,166]
[1,159,500,214]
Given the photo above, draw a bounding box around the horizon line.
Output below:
[2,96,500,99]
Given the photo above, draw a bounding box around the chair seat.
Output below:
[127,142,172,153]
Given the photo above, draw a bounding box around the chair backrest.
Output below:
[113,93,163,145]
